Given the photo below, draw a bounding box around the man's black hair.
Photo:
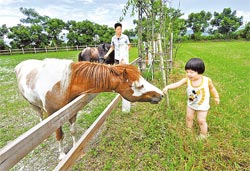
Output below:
[114,23,122,29]
[185,58,205,74]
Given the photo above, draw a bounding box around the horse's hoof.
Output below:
[59,152,66,160]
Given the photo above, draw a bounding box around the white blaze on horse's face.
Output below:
[131,76,163,103]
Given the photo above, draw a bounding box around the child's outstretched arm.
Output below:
[209,79,220,104]
[163,78,187,94]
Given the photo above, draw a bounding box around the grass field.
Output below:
[0,42,249,170]
[72,41,250,170]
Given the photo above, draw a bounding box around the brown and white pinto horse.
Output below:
[15,58,163,159]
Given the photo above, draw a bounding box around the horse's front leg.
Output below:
[69,115,77,146]
[56,127,65,160]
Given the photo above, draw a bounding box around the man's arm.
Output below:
[104,46,114,59]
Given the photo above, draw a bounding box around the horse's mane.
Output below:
[71,62,141,89]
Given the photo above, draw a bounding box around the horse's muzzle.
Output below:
[150,95,163,104]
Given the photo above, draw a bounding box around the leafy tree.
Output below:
[29,25,49,47]
[167,8,186,40]
[0,24,8,38]
[15,7,50,47]
[66,20,96,46]
[93,24,114,43]
[0,24,9,50]
[186,10,212,39]
[210,8,243,36]
[7,24,49,48]
[20,7,49,25]
[123,29,137,42]
[7,24,31,48]
[45,18,66,46]
[241,22,250,39]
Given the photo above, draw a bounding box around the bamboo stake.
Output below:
[157,33,169,106]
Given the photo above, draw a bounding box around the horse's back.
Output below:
[78,47,92,61]
[15,59,41,77]
[15,58,73,111]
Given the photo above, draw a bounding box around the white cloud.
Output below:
[1,0,249,31]
[0,0,25,6]
[237,10,250,23]
[60,0,94,4]
[0,7,24,26]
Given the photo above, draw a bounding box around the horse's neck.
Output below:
[68,73,114,98]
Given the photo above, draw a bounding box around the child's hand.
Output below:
[163,86,168,94]
[214,97,220,105]
[120,58,126,64]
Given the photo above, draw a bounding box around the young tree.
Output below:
[210,8,243,36]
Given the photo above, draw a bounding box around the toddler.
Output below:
[163,58,220,139]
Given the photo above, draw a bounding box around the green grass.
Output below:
[72,41,250,171]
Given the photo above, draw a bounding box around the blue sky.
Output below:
[1,0,250,30]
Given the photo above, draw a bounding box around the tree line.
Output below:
[0,7,136,50]
[185,8,250,40]
[0,6,249,50]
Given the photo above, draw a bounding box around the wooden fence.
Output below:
[0,43,137,56]
[0,45,89,55]
[0,58,138,171]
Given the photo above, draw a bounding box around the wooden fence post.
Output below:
[157,33,166,87]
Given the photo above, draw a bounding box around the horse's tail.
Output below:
[78,51,83,61]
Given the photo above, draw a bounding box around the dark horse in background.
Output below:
[78,43,115,64]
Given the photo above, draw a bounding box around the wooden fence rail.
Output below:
[54,94,121,171]
[0,94,97,170]
[0,45,90,55]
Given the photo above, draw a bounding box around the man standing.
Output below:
[104,23,131,64]
[104,23,131,112]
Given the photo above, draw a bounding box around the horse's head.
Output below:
[97,43,112,63]
[102,43,111,52]
[111,64,163,104]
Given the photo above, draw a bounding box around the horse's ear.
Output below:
[123,69,129,80]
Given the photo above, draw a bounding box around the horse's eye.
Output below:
[137,84,144,89]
